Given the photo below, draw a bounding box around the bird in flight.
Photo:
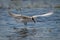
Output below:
[8,12,53,25]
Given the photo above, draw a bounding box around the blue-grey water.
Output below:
[0,0,60,40]
[0,8,60,40]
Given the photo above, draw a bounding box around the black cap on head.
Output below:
[32,17,36,23]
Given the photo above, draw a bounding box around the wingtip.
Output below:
[8,12,14,17]
[8,12,12,15]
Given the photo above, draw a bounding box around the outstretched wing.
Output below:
[32,12,53,18]
[8,12,22,19]
[8,12,30,19]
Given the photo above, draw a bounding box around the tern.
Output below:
[8,12,53,25]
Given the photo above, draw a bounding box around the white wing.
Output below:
[8,12,30,19]
[32,12,53,18]
[8,12,22,19]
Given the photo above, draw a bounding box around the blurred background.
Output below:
[0,0,60,40]
[0,0,60,9]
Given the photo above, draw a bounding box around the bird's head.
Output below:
[32,17,36,23]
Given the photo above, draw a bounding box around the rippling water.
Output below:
[0,8,60,40]
[0,3,60,40]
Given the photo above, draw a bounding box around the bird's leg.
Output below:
[24,22,27,26]
[24,22,27,28]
